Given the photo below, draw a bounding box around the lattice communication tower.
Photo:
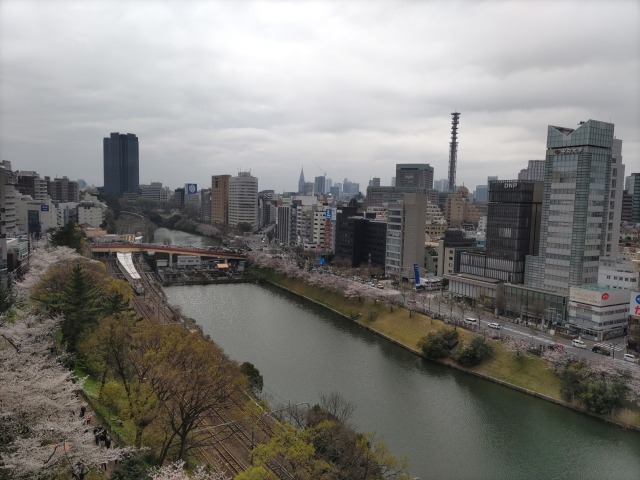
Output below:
[448,112,460,192]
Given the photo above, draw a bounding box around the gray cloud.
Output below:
[1,0,638,193]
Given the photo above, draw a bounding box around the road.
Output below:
[247,233,637,369]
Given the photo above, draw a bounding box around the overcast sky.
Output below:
[1,0,638,194]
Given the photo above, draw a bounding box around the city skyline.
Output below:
[1,1,638,193]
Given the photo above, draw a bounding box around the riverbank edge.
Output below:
[263,278,640,433]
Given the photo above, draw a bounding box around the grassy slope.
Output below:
[257,267,640,426]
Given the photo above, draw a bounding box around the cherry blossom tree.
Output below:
[504,336,533,360]
[149,461,230,480]
[14,246,81,302]
[541,347,570,372]
[0,313,133,479]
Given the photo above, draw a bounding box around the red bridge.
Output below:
[90,243,247,261]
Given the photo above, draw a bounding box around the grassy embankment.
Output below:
[256,267,640,428]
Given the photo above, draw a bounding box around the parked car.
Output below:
[548,343,565,351]
[464,317,479,326]
[572,339,587,349]
[487,322,502,329]
[623,353,637,363]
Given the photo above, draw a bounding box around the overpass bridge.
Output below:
[91,243,247,261]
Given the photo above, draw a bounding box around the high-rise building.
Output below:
[298,167,305,194]
[211,175,230,225]
[395,164,434,190]
[526,160,545,181]
[524,120,622,295]
[459,180,542,283]
[229,172,258,230]
[314,176,326,195]
[630,173,640,223]
[434,179,449,193]
[103,133,139,196]
[385,193,428,280]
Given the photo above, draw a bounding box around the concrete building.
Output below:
[16,171,48,202]
[437,229,477,277]
[366,185,439,207]
[444,186,482,228]
[211,175,230,225]
[385,193,428,280]
[598,257,639,291]
[395,164,434,190]
[77,201,106,228]
[56,202,78,227]
[229,172,258,230]
[49,176,79,203]
[258,190,276,229]
[139,182,172,205]
[103,132,139,196]
[567,285,629,340]
[200,189,211,223]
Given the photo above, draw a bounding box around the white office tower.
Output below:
[229,172,258,230]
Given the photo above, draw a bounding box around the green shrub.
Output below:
[456,336,493,367]
[418,329,458,359]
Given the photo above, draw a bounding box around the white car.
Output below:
[572,339,587,349]
[487,322,502,330]
[623,353,637,363]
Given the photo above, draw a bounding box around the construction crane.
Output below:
[317,165,327,177]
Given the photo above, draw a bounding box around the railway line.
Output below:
[97,250,296,477]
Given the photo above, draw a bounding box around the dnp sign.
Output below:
[631,292,640,317]
[413,263,421,286]
[186,183,198,195]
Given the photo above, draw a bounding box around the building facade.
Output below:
[395,164,434,190]
[229,172,258,230]
[211,175,230,225]
[103,132,139,196]
[630,173,640,223]
[524,120,622,295]
[385,193,428,280]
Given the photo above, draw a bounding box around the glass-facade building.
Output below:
[103,132,139,196]
[460,180,542,283]
[524,120,617,295]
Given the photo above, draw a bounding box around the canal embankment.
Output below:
[255,267,640,432]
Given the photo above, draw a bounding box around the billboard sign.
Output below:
[40,204,49,211]
[413,263,420,285]
[186,183,198,195]
[631,292,640,317]
[325,208,332,220]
